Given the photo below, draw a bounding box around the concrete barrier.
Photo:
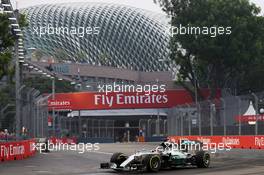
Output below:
[0,139,36,162]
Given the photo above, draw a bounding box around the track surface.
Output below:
[1,143,264,175]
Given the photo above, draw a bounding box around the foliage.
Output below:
[54,48,70,62]
[0,13,14,80]
[99,53,110,66]
[76,51,87,62]
[155,0,264,99]
[32,49,43,61]
[0,12,28,80]
[0,11,28,130]
[18,13,28,28]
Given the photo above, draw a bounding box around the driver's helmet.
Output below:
[160,140,174,149]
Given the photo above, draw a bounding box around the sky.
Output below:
[16,0,163,13]
[13,0,264,15]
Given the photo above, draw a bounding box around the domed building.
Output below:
[22,2,171,72]
[21,3,176,141]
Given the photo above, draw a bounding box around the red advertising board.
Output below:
[235,115,264,122]
[48,90,221,110]
[0,139,36,162]
[168,135,264,149]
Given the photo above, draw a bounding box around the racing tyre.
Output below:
[110,152,127,167]
[195,151,210,168]
[143,154,161,172]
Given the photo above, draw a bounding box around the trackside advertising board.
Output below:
[47,90,221,110]
[168,136,264,149]
[0,139,36,162]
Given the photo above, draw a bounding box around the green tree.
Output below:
[76,51,86,62]
[32,49,43,61]
[0,12,28,80]
[54,48,70,62]
[155,0,264,99]
[99,53,110,66]
[0,12,28,130]
[0,13,15,80]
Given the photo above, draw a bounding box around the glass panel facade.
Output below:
[22,3,171,72]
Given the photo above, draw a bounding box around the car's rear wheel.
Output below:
[143,154,161,172]
[195,151,210,168]
[110,152,127,168]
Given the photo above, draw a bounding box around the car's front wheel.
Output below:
[195,151,210,168]
[110,152,127,168]
[143,154,161,172]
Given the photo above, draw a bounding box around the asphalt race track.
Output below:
[1,143,264,175]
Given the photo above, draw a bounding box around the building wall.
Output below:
[26,61,177,90]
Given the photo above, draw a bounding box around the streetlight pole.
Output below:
[186,104,191,136]
[197,103,201,136]
[252,93,258,135]
[220,98,226,136]
[180,111,183,136]
[156,108,160,136]
[31,90,40,137]
[194,75,200,135]
[155,79,160,137]
[210,103,215,136]
[15,26,21,138]
[236,96,241,135]
[194,78,198,106]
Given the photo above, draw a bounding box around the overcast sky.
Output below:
[12,0,264,15]
[16,0,162,12]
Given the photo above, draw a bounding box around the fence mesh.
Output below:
[168,92,264,136]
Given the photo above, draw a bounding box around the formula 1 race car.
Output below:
[100,140,210,172]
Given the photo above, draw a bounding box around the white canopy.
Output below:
[243,101,256,125]
[243,101,256,116]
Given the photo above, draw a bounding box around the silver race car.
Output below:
[100,140,210,172]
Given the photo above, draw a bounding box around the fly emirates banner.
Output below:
[47,90,219,110]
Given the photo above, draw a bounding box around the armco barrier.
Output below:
[0,139,36,162]
[168,135,264,149]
